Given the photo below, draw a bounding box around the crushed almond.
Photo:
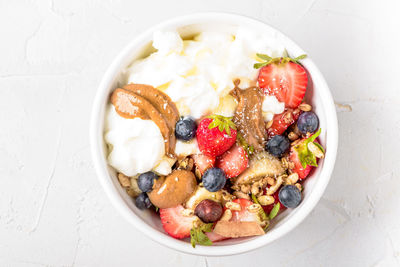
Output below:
[307,142,325,158]
[233,191,251,200]
[288,131,299,141]
[257,195,275,206]
[220,209,232,221]
[285,173,299,185]
[295,183,303,191]
[225,201,241,211]
[299,103,312,112]
[266,177,276,186]
[267,175,284,195]
[247,204,262,213]
[118,173,131,188]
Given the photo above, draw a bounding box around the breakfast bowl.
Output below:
[90,12,338,256]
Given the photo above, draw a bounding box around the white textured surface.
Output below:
[1,0,399,266]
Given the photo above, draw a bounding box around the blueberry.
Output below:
[278,185,302,208]
[297,111,319,134]
[266,135,290,157]
[135,192,152,210]
[202,168,226,192]
[194,199,223,223]
[138,171,158,192]
[175,117,197,141]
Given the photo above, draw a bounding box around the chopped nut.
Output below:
[299,103,312,112]
[220,190,236,205]
[251,182,262,196]
[118,173,131,188]
[288,161,295,170]
[281,157,289,169]
[286,173,299,185]
[181,209,194,217]
[126,188,139,197]
[266,177,276,186]
[176,157,194,171]
[220,209,232,221]
[233,191,251,200]
[307,142,325,158]
[266,119,273,129]
[295,183,303,191]
[288,132,299,141]
[293,124,301,136]
[247,204,262,213]
[240,184,251,194]
[231,184,240,191]
[225,201,241,211]
[267,175,284,195]
[257,195,275,206]
[129,176,142,196]
[283,111,293,123]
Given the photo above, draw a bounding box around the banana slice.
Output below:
[233,152,285,186]
[185,186,222,210]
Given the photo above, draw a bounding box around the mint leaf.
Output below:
[190,223,213,248]
[269,203,280,220]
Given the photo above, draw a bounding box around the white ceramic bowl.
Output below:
[90,12,338,256]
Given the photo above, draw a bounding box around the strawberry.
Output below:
[216,144,248,178]
[289,129,324,180]
[267,109,301,138]
[289,148,312,180]
[230,198,260,222]
[255,54,308,109]
[160,205,198,239]
[196,115,237,157]
[192,154,216,175]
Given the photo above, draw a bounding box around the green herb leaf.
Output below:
[269,203,280,220]
[254,52,308,69]
[190,223,213,248]
[254,62,268,69]
[206,115,236,136]
[294,54,307,61]
[294,129,323,169]
[256,53,272,61]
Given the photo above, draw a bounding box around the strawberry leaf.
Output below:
[269,203,280,220]
[206,115,236,136]
[190,223,213,248]
[256,53,272,61]
[294,129,323,169]
[254,52,307,69]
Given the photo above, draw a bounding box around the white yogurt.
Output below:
[106,28,286,176]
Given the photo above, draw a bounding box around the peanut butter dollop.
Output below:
[110,84,179,158]
[230,79,267,152]
[148,170,197,209]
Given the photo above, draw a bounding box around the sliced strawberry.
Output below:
[267,109,300,138]
[216,144,248,178]
[230,198,259,222]
[205,231,229,242]
[258,61,307,109]
[196,115,237,157]
[160,205,197,239]
[192,154,216,175]
[289,144,312,180]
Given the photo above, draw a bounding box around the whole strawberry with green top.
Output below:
[196,115,237,157]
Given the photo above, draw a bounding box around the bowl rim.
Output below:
[90,12,338,256]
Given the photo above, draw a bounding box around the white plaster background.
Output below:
[0,0,399,266]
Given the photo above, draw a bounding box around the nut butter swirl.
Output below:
[111,84,179,158]
[230,79,267,152]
